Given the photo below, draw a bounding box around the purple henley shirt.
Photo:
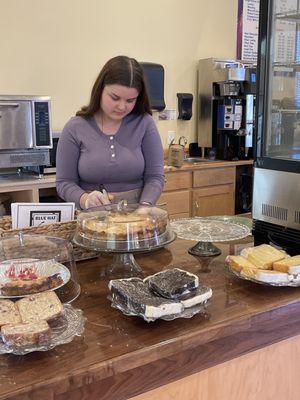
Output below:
[56,113,165,208]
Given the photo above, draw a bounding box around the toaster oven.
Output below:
[0,95,52,168]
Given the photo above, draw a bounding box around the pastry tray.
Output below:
[227,265,300,287]
[0,304,85,355]
[110,296,211,322]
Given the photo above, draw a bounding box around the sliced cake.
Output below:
[146,268,199,299]
[0,273,63,296]
[273,255,300,275]
[16,291,64,323]
[240,244,287,269]
[108,278,183,320]
[1,320,51,346]
[0,300,22,327]
[226,255,258,272]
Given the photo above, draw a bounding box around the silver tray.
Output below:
[0,304,85,355]
[227,265,300,287]
[110,297,211,322]
[0,258,71,299]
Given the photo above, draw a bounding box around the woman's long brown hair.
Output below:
[76,55,152,117]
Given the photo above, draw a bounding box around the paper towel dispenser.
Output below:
[140,62,166,111]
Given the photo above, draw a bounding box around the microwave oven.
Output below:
[0,95,52,168]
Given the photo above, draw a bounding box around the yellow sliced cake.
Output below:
[226,255,257,272]
[273,255,300,274]
[240,244,287,269]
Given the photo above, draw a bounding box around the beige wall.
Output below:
[0,0,237,148]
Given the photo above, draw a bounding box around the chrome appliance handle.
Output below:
[0,103,19,108]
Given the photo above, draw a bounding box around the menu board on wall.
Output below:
[236,0,260,61]
[237,0,298,63]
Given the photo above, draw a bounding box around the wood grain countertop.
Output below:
[1,237,300,400]
[164,159,253,172]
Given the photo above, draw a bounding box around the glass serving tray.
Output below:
[170,218,251,242]
[0,258,71,299]
[206,215,253,230]
[227,265,300,287]
[0,304,85,355]
[109,296,211,322]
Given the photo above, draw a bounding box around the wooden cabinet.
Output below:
[192,167,235,217]
[160,166,237,219]
[158,170,191,219]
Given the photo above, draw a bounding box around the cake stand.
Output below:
[170,217,250,272]
[73,232,176,278]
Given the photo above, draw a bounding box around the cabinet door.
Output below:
[164,171,191,191]
[158,190,190,218]
[192,185,234,216]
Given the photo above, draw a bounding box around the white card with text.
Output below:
[11,203,75,229]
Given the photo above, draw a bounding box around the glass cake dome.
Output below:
[0,234,80,303]
[73,202,175,253]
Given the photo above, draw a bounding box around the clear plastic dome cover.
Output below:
[73,203,175,253]
[0,234,80,303]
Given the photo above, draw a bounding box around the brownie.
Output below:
[108,278,183,320]
[147,268,199,299]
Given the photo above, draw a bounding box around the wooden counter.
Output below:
[1,237,300,400]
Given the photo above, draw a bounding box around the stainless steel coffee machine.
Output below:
[197,58,256,160]
[0,95,52,177]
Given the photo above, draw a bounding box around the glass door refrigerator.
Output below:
[253,0,300,255]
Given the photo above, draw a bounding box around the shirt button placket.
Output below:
[109,136,116,160]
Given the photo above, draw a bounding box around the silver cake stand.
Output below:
[170,217,250,271]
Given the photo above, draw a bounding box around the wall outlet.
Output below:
[167,131,175,145]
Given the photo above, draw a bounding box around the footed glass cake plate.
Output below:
[73,203,176,276]
[227,264,300,287]
[0,304,85,355]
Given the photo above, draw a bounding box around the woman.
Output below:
[56,55,164,209]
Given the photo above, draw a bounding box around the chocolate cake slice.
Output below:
[108,278,183,320]
[146,268,199,299]
[179,286,212,308]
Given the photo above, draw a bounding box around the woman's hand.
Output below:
[80,190,113,209]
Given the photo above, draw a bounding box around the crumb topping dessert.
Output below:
[80,210,168,241]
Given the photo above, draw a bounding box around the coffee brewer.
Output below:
[197,58,256,160]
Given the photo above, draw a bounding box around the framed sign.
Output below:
[11,203,75,229]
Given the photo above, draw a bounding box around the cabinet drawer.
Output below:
[164,171,191,191]
[192,185,234,216]
[193,167,235,188]
[158,190,190,215]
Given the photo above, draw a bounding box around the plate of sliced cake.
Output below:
[0,259,71,298]
[226,244,300,286]
[108,268,212,322]
[0,291,85,355]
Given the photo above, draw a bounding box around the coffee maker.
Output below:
[197,58,256,160]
